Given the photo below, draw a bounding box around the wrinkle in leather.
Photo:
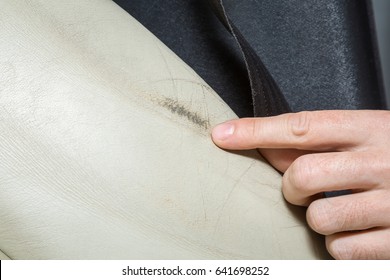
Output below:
[0,249,11,260]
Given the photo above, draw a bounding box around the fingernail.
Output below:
[212,122,235,141]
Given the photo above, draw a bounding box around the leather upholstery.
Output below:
[0,249,10,260]
[0,0,328,259]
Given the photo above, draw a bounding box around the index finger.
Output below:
[211,110,374,151]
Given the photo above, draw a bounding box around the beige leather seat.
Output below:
[0,0,328,259]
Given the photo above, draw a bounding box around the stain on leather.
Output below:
[157,97,210,130]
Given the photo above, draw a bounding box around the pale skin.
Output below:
[211,110,390,259]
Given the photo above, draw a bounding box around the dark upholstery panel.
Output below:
[114,0,385,117]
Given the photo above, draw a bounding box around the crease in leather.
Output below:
[0,249,12,260]
[208,0,291,117]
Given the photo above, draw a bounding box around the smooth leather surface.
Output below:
[0,0,328,259]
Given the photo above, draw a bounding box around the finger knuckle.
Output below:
[244,118,260,141]
[327,239,353,259]
[330,242,374,260]
[287,111,311,143]
[327,232,379,260]
[349,246,377,259]
[338,200,370,231]
[287,156,314,193]
[306,201,333,234]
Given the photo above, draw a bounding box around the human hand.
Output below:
[211,110,390,259]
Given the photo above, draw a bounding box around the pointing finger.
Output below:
[211,111,379,151]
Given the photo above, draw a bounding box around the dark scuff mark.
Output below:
[158,97,210,130]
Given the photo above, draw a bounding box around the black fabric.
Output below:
[223,0,386,112]
[113,0,386,117]
[209,0,291,116]
[115,0,254,117]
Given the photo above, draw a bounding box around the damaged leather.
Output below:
[0,0,328,259]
